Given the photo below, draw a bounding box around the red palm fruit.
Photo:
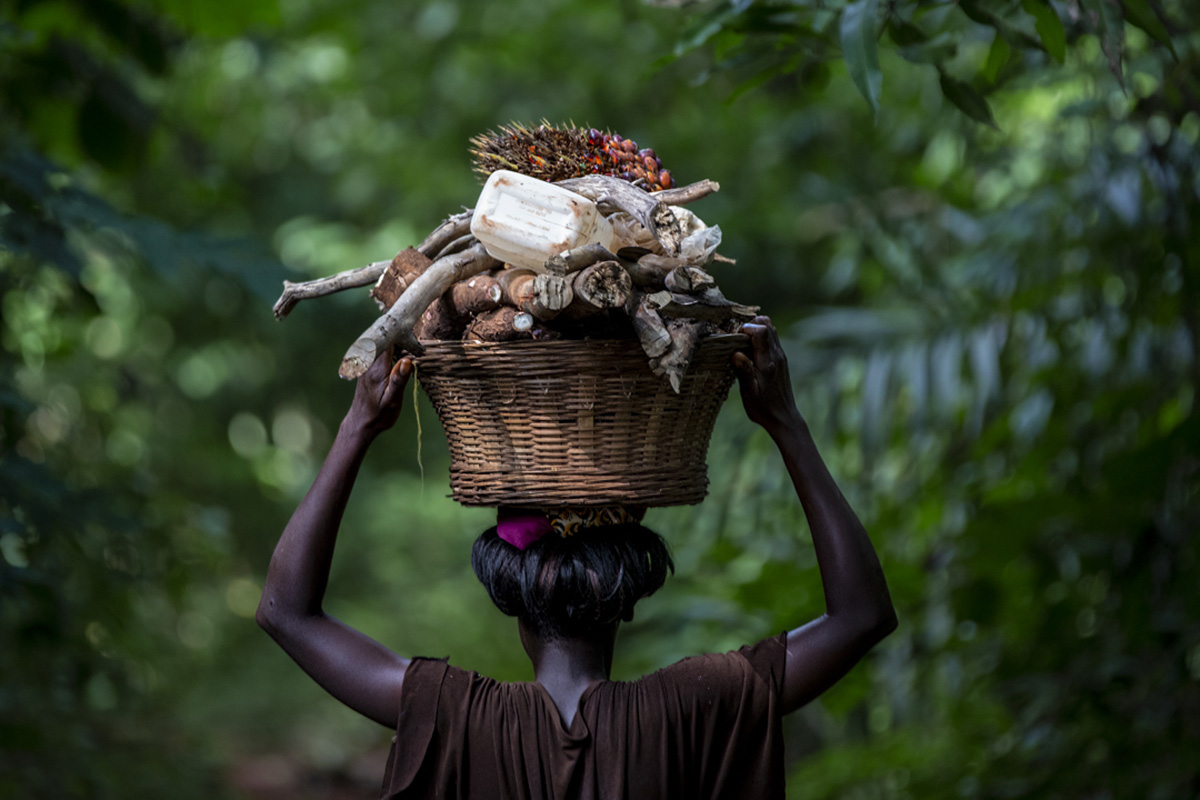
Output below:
[470,122,680,188]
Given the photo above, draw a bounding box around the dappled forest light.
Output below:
[2,0,1198,798]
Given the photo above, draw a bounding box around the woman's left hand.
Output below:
[344,348,413,438]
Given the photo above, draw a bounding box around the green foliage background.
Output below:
[1,0,1197,797]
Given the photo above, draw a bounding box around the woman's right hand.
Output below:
[731,316,803,436]
[343,348,413,439]
[258,345,413,730]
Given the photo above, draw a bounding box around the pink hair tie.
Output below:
[496,509,553,550]
[495,506,648,550]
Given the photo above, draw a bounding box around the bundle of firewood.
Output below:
[271,124,758,392]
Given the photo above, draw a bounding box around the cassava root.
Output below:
[339,241,500,377]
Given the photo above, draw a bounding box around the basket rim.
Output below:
[416,331,750,354]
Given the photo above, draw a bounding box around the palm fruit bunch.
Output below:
[470,121,677,192]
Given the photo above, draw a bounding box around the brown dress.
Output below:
[381,633,787,800]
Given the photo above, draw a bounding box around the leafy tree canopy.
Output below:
[1,0,1197,797]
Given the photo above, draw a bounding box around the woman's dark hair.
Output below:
[471,523,674,640]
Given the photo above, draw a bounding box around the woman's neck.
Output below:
[521,623,617,726]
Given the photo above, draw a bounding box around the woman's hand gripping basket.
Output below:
[271,123,758,507]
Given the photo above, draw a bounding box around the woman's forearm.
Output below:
[254,354,412,727]
[769,414,897,636]
[257,417,374,629]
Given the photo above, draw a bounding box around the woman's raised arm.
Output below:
[256,350,414,728]
[732,317,898,714]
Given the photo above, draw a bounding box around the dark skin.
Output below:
[517,621,617,725]
[732,316,898,711]
[257,317,896,730]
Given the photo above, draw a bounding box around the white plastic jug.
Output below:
[470,170,614,272]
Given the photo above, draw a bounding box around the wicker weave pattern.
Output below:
[416,334,748,507]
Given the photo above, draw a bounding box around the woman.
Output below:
[257,317,897,799]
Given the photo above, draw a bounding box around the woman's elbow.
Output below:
[255,597,277,636]
[255,592,290,639]
[877,606,899,638]
[865,605,898,645]
[847,605,897,650]
[255,589,321,643]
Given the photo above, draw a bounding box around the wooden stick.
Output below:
[651,179,721,206]
[555,175,683,255]
[532,273,573,319]
[417,211,473,257]
[498,268,572,320]
[557,261,633,322]
[339,242,499,376]
[622,253,684,290]
[640,253,688,271]
[650,319,708,393]
[434,233,476,260]
[574,261,631,309]
[616,246,651,261]
[629,293,672,358]
[647,289,760,324]
[544,243,619,276]
[272,211,471,319]
[273,260,389,320]
[664,266,716,294]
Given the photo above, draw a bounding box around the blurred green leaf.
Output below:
[895,31,958,66]
[938,70,999,128]
[1119,0,1177,59]
[982,32,1011,84]
[1022,0,1066,63]
[154,0,281,36]
[959,0,1043,51]
[886,17,929,47]
[1081,0,1127,86]
[840,0,882,118]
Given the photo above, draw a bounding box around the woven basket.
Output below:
[416,334,748,507]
